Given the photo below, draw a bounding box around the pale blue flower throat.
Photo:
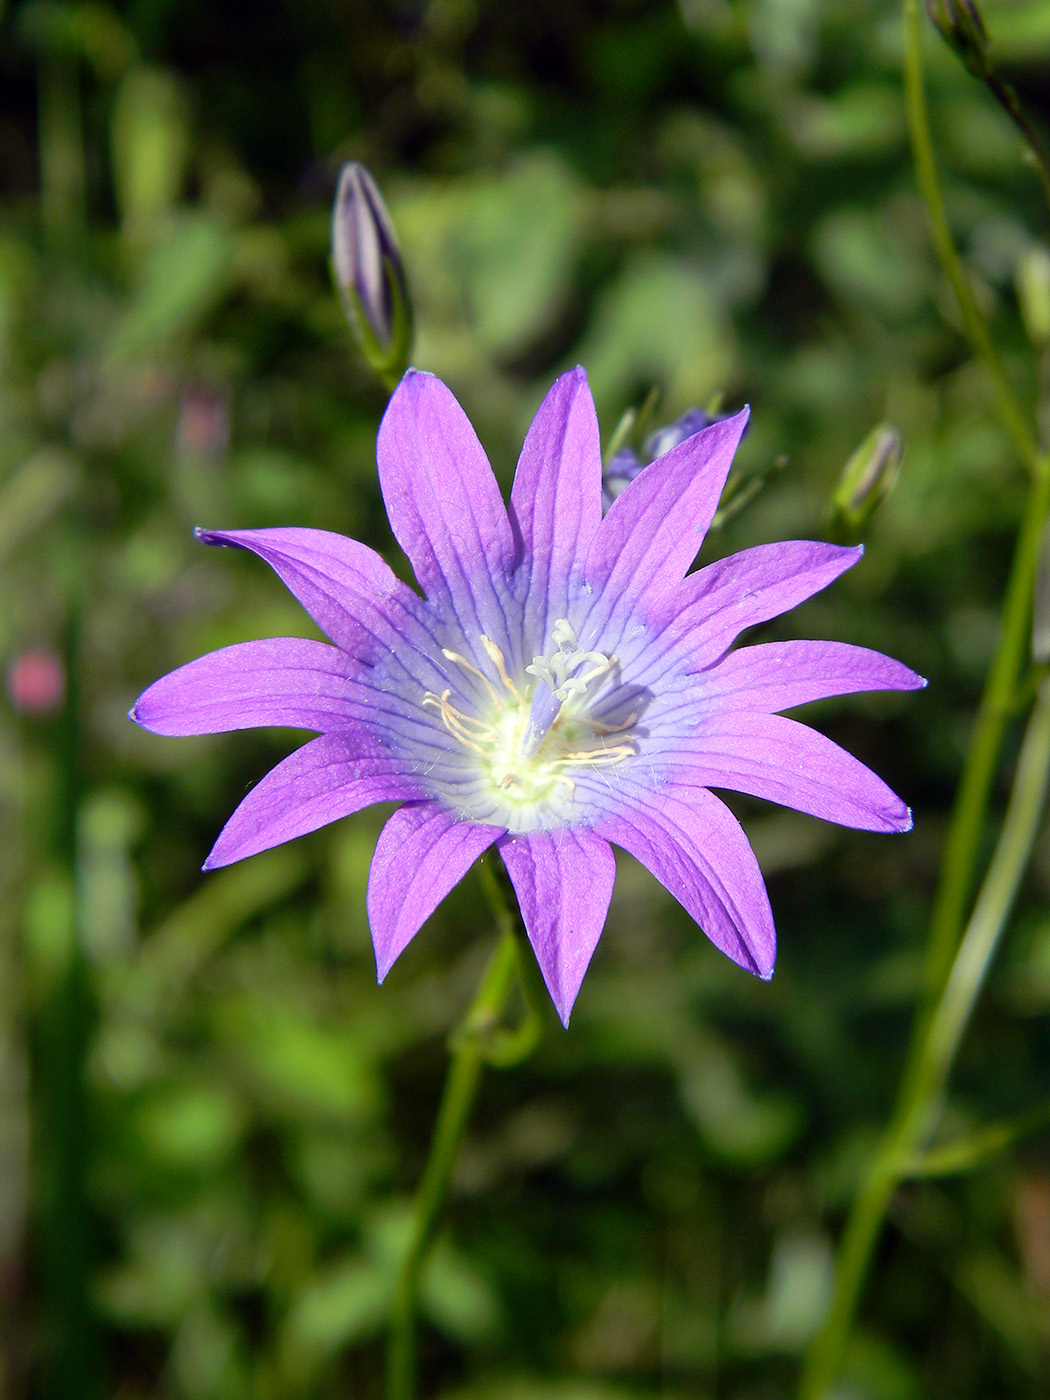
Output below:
[422,618,636,823]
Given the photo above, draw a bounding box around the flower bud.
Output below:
[926,0,990,78]
[1034,522,1050,664]
[644,408,713,461]
[1017,247,1050,349]
[828,424,902,542]
[331,162,412,384]
[601,408,714,513]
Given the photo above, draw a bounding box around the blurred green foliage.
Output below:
[5,0,1050,1397]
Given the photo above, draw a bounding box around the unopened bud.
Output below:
[331,162,412,384]
[926,0,991,78]
[828,424,902,542]
[1017,247,1050,348]
[601,406,716,513]
[644,408,713,462]
[1034,522,1050,663]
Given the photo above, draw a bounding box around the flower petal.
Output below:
[665,540,863,668]
[130,638,370,735]
[676,712,912,831]
[377,370,516,641]
[202,733,428,869]
[367,804,503,980]
[594,784,775,978]
[498,827,616,1026]
[699,639,926,714]
[585,408,749,607]
[508,367,603,635]
[194,526,444,684]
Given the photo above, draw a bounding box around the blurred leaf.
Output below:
[132,1084,246,1171]
[579,254,733,412]
[213,998,381,1123]
[111,66,191,237]
[282,1254,391,1358]
[105,212,234,363]
[0,449,78,564]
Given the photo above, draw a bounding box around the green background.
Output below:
[4,0,1050,1395]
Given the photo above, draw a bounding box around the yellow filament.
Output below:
[423,689,497,754]
[480,635,524,702]
[440,648,505,711]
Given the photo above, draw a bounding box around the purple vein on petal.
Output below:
[498,826,616,1026]
[508,367,603,641]
[594,782,775,978]
[203,733,428,869]
[675,711,913,832]
[377,370,516,650]
[367,803,503,980]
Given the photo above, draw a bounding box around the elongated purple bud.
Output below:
[331,162,412,381]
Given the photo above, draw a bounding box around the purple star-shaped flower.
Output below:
[132,368,922,1024]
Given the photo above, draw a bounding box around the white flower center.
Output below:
[422,619,636,823]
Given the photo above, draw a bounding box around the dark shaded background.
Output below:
[5,0,1050,1396]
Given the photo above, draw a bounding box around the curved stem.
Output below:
[903,0,1039,474]
[922,461,1050,1000]
[984,70,1050,220]
[386,866,535,1400]
[797,11,1050,1394]
[800,678,1050,1399]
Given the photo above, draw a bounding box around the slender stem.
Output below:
[901,1097,1050,1178]
[386,869,532,1400]
[984,70,1050,218]
[800,679,1050,1399]
[922,461,1050,1000]
[903,0,1050,1012]
[797,11,1050,1394]
[903,0,1039,474]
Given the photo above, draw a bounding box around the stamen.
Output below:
[423,689,497,754]
[421,618,638,825]
[440,648,505,711]
[480,636,524,702]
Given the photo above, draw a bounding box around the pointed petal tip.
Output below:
[194,526,226,547]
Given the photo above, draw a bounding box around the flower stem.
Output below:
[922,461,1050,999]
[796,10,1050,1394]
[903,0,1038,474]
[983,69,1050,221]
[386,865,537,1400]
[800,677,1050,1399]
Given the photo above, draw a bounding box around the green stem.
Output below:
[922,461,1050,1000]
[901,1097,1050,1179]
[796,12,1050,1394]
[904,0,1050,1013]
[984,70,1050,219]
[903,0,1038,474]
[800,678,1050,1399]
[386,869,534,1400]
